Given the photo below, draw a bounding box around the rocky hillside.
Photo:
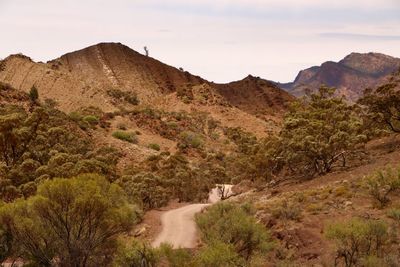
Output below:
[0,43,205,112]
[215,75,293,117]
[0,42,292,117]
[281,52,400,100]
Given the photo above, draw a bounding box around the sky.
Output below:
[0,0,399,83]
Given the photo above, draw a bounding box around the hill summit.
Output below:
[281,52,400,100]
[0,42,292,116]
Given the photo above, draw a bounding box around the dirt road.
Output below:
[151,185,232,248]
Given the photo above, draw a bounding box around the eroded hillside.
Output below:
[281,52,400,101]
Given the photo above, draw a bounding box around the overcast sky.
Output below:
[0,0,399,82]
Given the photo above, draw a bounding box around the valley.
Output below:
[0,43,399,266]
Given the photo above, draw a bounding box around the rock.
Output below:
[271,189,280,196]
[301,252,319,260]
[344,201,352,207]
[134,225,148,237]
[258,212,277,228]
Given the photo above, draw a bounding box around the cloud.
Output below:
[320,33,400,41]
[0,0,399,82]
[143,0,400,9]
[139,0,400,24]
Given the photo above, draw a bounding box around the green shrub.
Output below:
[119,153,214,209]
[69,111,93,130]
[166,121,178,129]
[69,111,82,121]
[210,132,220,140]
[29,86,39,103]
[178,131,204,150]
[82,115,99,125]
[358,70,400,133]
[305,203,324,215]
[0,222,12,263]
[141,107,161,119]
[365,166,400,208]
[112,131,138,143]
[325,218,389,267]
[225,127,257,155]
[387,208,400,223]
[194,241,244,267]
[361,256,387,267]
[148,143,161,151]
[196,202,274,262]
[0,174,138,266]
[271,200,302,221]
[0,103,121,201]
[107,88,139,105]
[116,173,169,210]
[114,240,159,267]
[280,86,366,177]
[158,243,193,267]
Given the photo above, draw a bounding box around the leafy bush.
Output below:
[358,69,400,133]
[226,135,284,183]
[69,111,90,130]
[69,107,105,130]
[178,131,204,150]
[29,86,39,103]
[114,240,159,267]
[107,88,139,105]
[0,104,121,201]
[361,256,387,267]
[194,241,244,267]
[364,166,400,208]
[112,130,138,143]
[118,153,215,210]
[82,115,99,125]
[225,127,258,155]
[305,203,324,215]
[148,143,161,151]
[387,208,400,223]
[117,173,169,210]
[141,107,161,119]
[280,86,366,177]
[158,243,193,267]
[196,202,274,263]
[0,174,139,266]
[325,218,389,267]
[0,219,12,263]
[271,200,302,221]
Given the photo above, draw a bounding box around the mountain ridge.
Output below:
[280,52,400,100]
[0,42,292,117]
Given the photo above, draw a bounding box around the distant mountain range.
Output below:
[280,52,400,100]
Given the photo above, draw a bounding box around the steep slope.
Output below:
[281,52,400,100]
[0,42,292,118]
[215,75,294,117]
[0,43,204,112]
[55,43,205,101]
